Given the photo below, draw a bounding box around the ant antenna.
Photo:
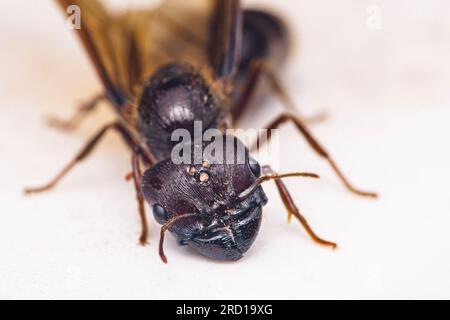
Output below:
[238,172,320,200]
[159,213,197,263]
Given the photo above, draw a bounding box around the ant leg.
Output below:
[24,122,152,194]
[252,112,378,198]
[262,166,337,249]
[46,93,105,131]
[131,150,149,246]
[246,62,378,198]
[231,61,263,121]
[232,60,327,125]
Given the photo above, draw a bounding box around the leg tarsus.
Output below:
[252,113,378,198]
[131,150,149,246]
[25,121,155,248]
[250,62,378,198]
[263,166,337,249]
[24,122,151,195]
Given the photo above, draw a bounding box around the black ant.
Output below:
[26,0,377,262]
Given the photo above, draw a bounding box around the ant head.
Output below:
[141,135,268,261]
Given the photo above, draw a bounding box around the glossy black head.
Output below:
[137,63,227,162]
[141,136,268,261]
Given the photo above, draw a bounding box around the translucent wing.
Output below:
[56,0,130,107]
[56,0,242,119]
[208,0,242,79]
[137,0,242,81]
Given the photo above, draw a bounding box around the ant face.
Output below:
[141,137,268,261]
[184,185,268,261]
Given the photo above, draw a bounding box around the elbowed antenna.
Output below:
[237,172,320,200]
[159,213,198,263]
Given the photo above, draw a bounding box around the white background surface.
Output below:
[1,0,450,299]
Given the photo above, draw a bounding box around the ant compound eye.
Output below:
[248,157,261,177]
[153,204,168,224]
